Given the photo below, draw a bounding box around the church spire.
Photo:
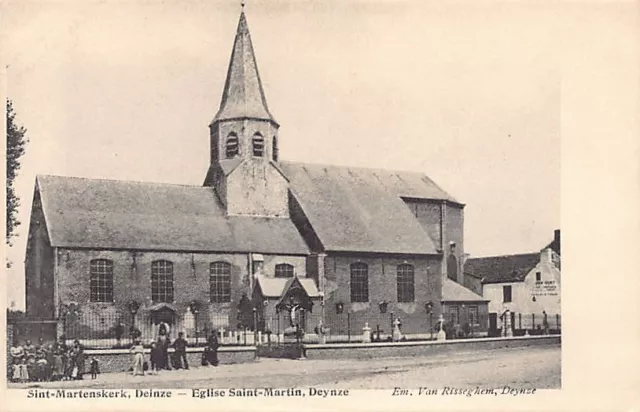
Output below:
[211,11,276,125]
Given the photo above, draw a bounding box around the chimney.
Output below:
[541,248,553,263]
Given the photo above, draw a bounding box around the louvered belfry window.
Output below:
[252,133,264,157]
[350,262,369,303]
[90,259,114,302]
[151,260,174,303]
[226,133,239,158]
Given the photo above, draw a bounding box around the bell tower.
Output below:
[204,10,288,218]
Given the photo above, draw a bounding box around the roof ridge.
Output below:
[280,159,433,178]
[37,174,212,189]
[467,252,541,260]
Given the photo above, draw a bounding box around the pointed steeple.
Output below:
[211,11,276,125]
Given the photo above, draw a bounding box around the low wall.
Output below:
[302,335,560,360]
[87,346,256,373]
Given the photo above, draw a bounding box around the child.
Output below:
[129,339,145,376]
[90,357,100,379]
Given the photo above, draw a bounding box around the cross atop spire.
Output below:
[211,9,277,126]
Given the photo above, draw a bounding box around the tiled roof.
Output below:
[36,175,309,255]
[464,253,540,284]
[441,278,487,302]
[279,161,458,255]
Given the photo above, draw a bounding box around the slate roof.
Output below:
[279,161,458,255]
[254,275,321,298]
[211,12,276,125]
[463,253,541,284]
[36,175,309,255]
[441,279,488,302]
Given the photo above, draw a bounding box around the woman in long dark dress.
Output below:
[206,330,219,366]
[69,340,85,380]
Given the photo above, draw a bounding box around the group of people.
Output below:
[9,338,95,382]
[129,330,220,376]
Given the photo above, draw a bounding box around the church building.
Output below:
[25,11,469,343]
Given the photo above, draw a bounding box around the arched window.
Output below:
[252,133,264,157]
[350,262,369,303]
[275,263,294,278]
[226,133,239,158]
[447,255,458,281]
[90,259,114,302]
[397,264,415,302]
[210,262,231,303]
[272,136,278,161]
[151,260,174,303]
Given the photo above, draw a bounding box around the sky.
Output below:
[2,0,560,309]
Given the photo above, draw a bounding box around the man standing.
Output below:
[173,332,188,370]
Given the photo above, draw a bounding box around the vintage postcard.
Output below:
[1,0,638,411]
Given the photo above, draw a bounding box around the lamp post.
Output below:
[127,301,140,343]
[189,301,200,346]
[252,307,258,345]
[425,301,433,340]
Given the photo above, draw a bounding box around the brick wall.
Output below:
[56,249,305,341]
[303,335,560,360]
[322,254,442,335]
[406,200,443,250]
[87,347,256,374]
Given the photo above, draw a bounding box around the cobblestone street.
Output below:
[9,345,560,390]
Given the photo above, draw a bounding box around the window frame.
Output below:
[89,259,114,303]
[396,264,415,303]
[467,305,479,326]
[448,305,460,325]
[252,133,264,157]
[210,261,232,303]
[272,135,278,161]
[535,271,541,282]
[225,133,239,158]
[503,285,512,303]
[274,263,294,278]
[151,260,174,303]
[350,262,369,303]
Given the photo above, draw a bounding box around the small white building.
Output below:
[464,246,561,333]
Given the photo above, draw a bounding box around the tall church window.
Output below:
[447,255,458,281]
[350,262,369,303]
[397,264,415,302]
[151,260,174,303]
[210,262,231,303]
[275,263,294,278]
[272,136,278,161]
[90,259,114,303]
[252,133,264,157]
[226,133,239,158]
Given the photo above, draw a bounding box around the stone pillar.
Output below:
[362,322,372,343]
[504,310,513,337]
[436,314,446,341]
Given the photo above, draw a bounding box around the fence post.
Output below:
[518,313,522,330]
[532,313,535,332]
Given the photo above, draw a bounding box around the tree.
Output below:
[6,100,28,246]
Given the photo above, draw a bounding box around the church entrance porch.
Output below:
[147,303,177,341]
